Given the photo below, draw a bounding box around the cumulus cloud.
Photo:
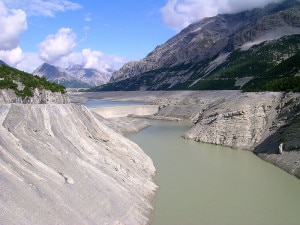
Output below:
[1,25,126,73]
[59,49,127,73]
[161,0,284,30]
[0,2,27,50]
[0,47,23,65]
[39,28,76,63]
[0,1,125,74]
[1,0,81,17]
[0,48,43,72]
[16,52,43,72]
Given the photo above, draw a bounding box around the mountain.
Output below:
[67,65,111,87]
[95,0,300,92]
[33,63,111,88]
[0,60,7,66]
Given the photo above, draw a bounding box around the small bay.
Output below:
[85,100,300,225]
[128,120,300,225]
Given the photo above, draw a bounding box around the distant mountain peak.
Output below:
[33,63,112,88]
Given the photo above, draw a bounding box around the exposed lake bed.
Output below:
[76,90,300,225]
[72,90,300,178]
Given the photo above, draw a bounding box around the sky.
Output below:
[0,0,285,73]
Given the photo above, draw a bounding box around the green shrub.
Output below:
[0,64,66,97]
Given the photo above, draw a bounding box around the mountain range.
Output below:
[33,63,111,88]
[93,0,300,92]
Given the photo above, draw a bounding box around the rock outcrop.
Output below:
[155,91,300,177]
[182,92,282,150]
[0,103,156,224]
[0,88,70,104]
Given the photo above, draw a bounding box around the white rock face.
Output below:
[183,92,281,149]
[90,105,159,118]
[147,91,282,150]
[0,88,70,104]
[0,103,156,225]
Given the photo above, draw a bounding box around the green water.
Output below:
[128,120,300,225]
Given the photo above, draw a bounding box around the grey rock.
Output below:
[0,103,156,224]
[0,88,70,104]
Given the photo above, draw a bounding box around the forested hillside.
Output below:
[0,64,66,98]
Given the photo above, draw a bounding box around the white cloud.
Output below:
[85,13,92,22]
[0,48,43,72]
[161,0,284,31]
[0,47,23,65]
[1,0,82,17]
[16,52,43,72]
[59,49,127,73]
[82,49,105,70]
[39,28,76,63]
[0,2,27,50]
[0,1,125,74]
[0,26,126,74]
[0,45,126,74]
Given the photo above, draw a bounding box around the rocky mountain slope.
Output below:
[33,63,111,88]
[96,0,300,91]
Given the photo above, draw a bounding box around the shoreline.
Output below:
[70,91,300,179]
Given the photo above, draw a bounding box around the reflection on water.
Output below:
[128,120,300,225]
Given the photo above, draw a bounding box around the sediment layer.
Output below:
[0,103,156,224]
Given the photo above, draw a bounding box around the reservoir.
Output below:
[85,100,300,225]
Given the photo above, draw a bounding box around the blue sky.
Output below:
[20,1,176,59]
[0,0,283,73]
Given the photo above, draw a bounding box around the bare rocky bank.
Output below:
[0,91,156,224]
[70,91,300,178]
[0,88,70,104]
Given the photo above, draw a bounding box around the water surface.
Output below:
[85,99,300,225]
[128,120,300,225]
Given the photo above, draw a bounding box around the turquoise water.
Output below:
[85,100,300,225]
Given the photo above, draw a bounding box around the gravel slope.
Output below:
[0,103,156,225]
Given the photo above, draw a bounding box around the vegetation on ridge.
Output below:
[0,64,66,98]
[90,34,300,93]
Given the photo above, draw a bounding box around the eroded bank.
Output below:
[70,90,300,178]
